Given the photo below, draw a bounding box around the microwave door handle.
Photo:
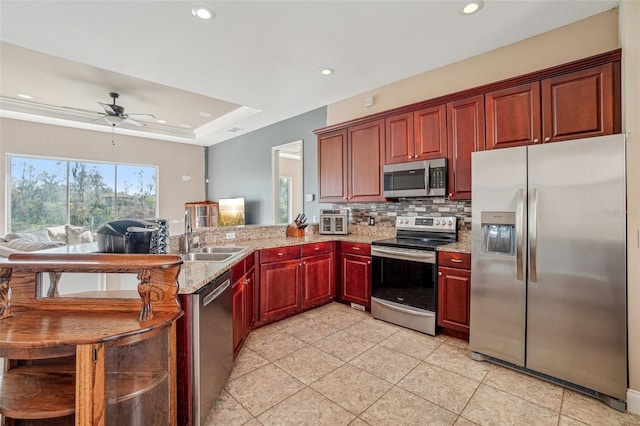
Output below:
[424,161,430,194]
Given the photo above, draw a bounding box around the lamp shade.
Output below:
[104,115,124,125]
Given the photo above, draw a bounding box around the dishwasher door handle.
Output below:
[203,279,231,307]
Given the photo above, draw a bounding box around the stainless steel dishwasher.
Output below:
[177,270,233,426]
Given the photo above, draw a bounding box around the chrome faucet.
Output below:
[184,209,192,253]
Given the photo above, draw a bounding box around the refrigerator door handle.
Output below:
[529,188,538,282]
[516,188,525,281]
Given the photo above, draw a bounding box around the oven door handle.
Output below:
[374,298,435,317]
[371,247,435,263]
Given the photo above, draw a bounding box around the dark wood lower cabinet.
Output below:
[232,268,255,358]
[260,259,301,322]
[437,266,471,337]
[340,253,372,309]
[301,253,334,309]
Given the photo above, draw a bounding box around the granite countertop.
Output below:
[178,234,383,294]
[436,240,471,254]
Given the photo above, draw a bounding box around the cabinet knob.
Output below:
[544,137,551,142]
[277,253,285,256]
[352,247,360,250]
[533,138,539,143]
[438,272,443,276]
[315,247,320,251]
[414,154,418,158]
[408,155,412,159]
[367,261,371,265]
[451,259,463,263]
[448,193,453,197]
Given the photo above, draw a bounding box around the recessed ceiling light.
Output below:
[320,68,334,76]
[192,6,215,20]
[462,1,483,15]
[199,111,213,118]
[16,93,34,99]
[156,119,167,124]
[179,123,192,129]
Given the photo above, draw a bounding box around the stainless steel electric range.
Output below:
[371,215,457,335]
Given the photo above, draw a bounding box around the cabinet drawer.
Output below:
[340,242,371,256]
[301,242,333,257]
[438,252,471,269]
[260,245,301,263]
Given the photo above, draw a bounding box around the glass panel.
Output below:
[105,327,170,425]
[36,272,139,299]
[9,156,67,231]
[372,257,436,311]
[69,161,115,228]
[278,176,291,224]
[116,165,157,219]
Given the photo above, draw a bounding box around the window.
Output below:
[8,155,157,232]
[278,176,292,224]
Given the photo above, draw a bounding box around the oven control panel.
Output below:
[396,216,457,232]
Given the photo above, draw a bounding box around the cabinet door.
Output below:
[348,119,386,202]
[341,253,371,308]
[301,253,334,309]
[385,112,414,164]
[414,104,447,160]
[318,129,348,202]
[486,82,541,149]
[244,269,255,335]
[437,266,471,334]
[232,279,245,356]
[447,95,485,200]
[542,63,615,143]
[260,259,301,322]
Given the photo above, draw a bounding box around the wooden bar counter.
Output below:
[0,253,183,426]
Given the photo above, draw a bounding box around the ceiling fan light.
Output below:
[192,6,215,20]
[104,115,124,125]
[462,1,483,15]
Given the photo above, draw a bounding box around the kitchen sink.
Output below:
[181,246,248,262]
[192,246,247,254]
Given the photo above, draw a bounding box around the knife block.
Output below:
[286,224,305,238]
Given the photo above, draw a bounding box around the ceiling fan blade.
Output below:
[126,113,156,120]
[98,101,116,115]
[124,117,146,127]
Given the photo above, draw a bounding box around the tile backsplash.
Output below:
[334,198,472,231]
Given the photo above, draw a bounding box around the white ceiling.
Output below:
[0,0,619,146]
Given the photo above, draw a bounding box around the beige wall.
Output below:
[621,0,640,399]
[0,118,206,235]
[327,9,619,125]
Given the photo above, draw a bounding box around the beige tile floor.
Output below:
[205,302,640,426]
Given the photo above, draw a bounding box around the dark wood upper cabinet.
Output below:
[318,129,348,202]
[414,104,448,160]
[315,50,621,202]
[385,106,447,165]
[385,112,414,164]
[542,63,616,143]
[486,82,542,149]
[347,119,386,202]
[447,95,485,201]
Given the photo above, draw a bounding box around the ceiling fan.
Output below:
[97,92,155,127]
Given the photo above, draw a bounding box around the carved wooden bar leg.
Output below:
[0,267,13,319]
[47,271,62,298]
[137,269,153,321]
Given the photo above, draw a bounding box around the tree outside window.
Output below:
[278,176,292,224]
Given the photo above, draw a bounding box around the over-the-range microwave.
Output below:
[383,158,447,198]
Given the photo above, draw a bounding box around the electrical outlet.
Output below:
[312,215,317,223]
[350,302,365,311]
[225,232,236,240]
[193,236,200,244]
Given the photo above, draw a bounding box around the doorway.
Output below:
[272,140,303,225]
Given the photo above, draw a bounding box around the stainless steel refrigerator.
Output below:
[470,134,627,411]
